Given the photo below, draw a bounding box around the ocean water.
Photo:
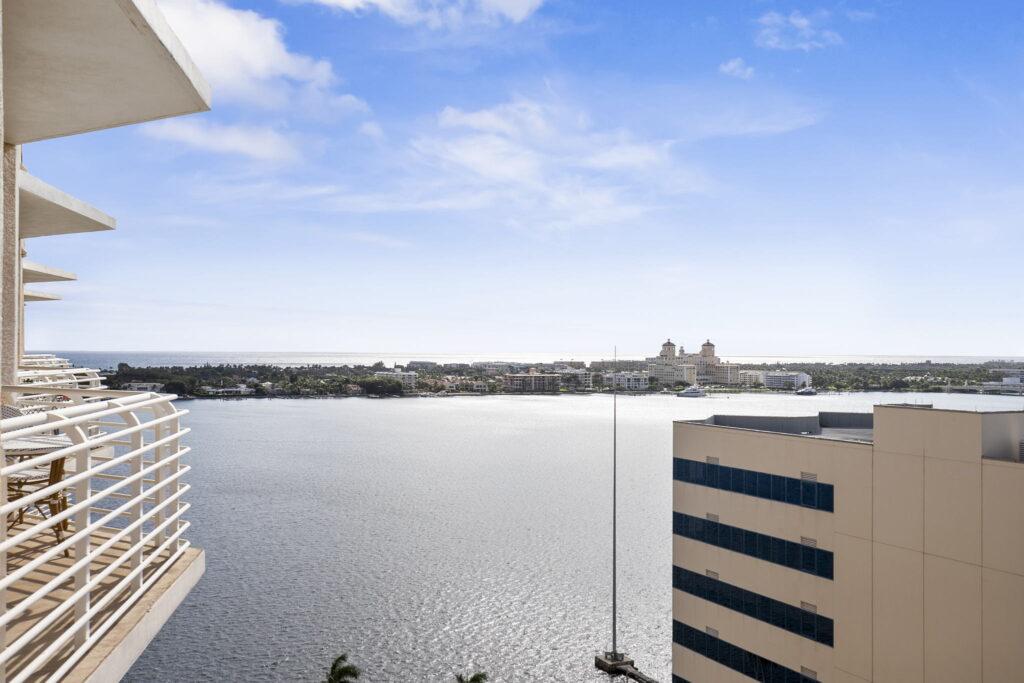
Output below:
[36,350,1024,370]
[124,391,1024,682]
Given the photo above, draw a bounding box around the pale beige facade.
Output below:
[672,405,1024,683]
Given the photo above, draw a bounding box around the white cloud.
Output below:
[345,231,413,249]
[384,97,706,229]
[171,81,820,231]
[583,143,666,169]
[359,121,386,139]
[755,10,843,51]
[288,0,544,29]
[144,119,301,163]
[158,0,366,115]
[438,100,552,137]
[719,57,754,80]
[413,133,544,183]
[846,9,877,22]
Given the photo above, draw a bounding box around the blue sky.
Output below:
[22,0,1024,357]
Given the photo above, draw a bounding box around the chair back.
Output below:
[2,404,24,419]
[47,457,67,487]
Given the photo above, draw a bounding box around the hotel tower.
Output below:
[0,2,210,680]
[673,404,1024,682]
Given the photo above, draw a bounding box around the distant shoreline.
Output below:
[35,350,1024,370]
[103,358,1024,399]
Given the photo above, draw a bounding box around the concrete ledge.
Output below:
[22,289,61,302]
[22,260,76,283]
[65,547,205,683]
[19,171,116,239]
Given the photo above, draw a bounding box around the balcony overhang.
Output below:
[2,0,212,144]
[23,289,62,302]
[22,260,76,284]
[19,172,116,239]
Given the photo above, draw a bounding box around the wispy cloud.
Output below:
[143,120,302,163]
[285,0,545,29]
[157,0,367,117]
[845,9,877,22]
[405,97,704,228]
[172,77,821,230]
[345,231,413,249]
[359,121,386,140]
[755,10,843,51]
[719,57,754,80]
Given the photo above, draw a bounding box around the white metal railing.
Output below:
[0,387,191,682]
[18,355,72,370]
[16,368,105,390]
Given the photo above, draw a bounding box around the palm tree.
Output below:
[325,654,360,683]
[455,673,488,683]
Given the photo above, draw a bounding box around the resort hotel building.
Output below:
[649,338,742,386]
[0,2,211,681]
[672,404,1024,683]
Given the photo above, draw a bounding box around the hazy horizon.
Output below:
[36,349,1024,369]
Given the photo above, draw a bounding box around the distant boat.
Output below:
[795,387,817,395]
[677,386,706,397]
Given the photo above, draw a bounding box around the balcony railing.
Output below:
[18,356,72,370]
[16,368,105,390]
[0,387,191,681]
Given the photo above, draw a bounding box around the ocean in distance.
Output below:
[124,391,1024,682]
[38,350,1024,369]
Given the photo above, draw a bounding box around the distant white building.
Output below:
[504,373,559,392]
[763,371,812,389]
[472,361,517,376]
[444,377,490,393]
[604,371,649,391]
[738,370,765,387]
[202,384,255,397]
[648,361,696,386]
[709,363,741,385]
[992,369,1024,384]
[556,367,595,390]
[122,381,165,392]
[375,370,417,390]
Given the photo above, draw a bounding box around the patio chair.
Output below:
[3,404,73,555]
[6,457,71,556]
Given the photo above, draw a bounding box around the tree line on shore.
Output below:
[325,653,486,682]
[105,359,1022,397]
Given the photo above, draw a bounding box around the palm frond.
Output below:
[327,653,361,682]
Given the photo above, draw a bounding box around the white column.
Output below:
[0,5,9,676]
[0,143,19,394]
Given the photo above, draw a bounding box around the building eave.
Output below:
[19,171,117,239]
[23,289,62,302]
[3,0,212,144]
[22,260,77,283]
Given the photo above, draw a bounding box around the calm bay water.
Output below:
[39,350,1024,370]
[125,392,1024,682]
